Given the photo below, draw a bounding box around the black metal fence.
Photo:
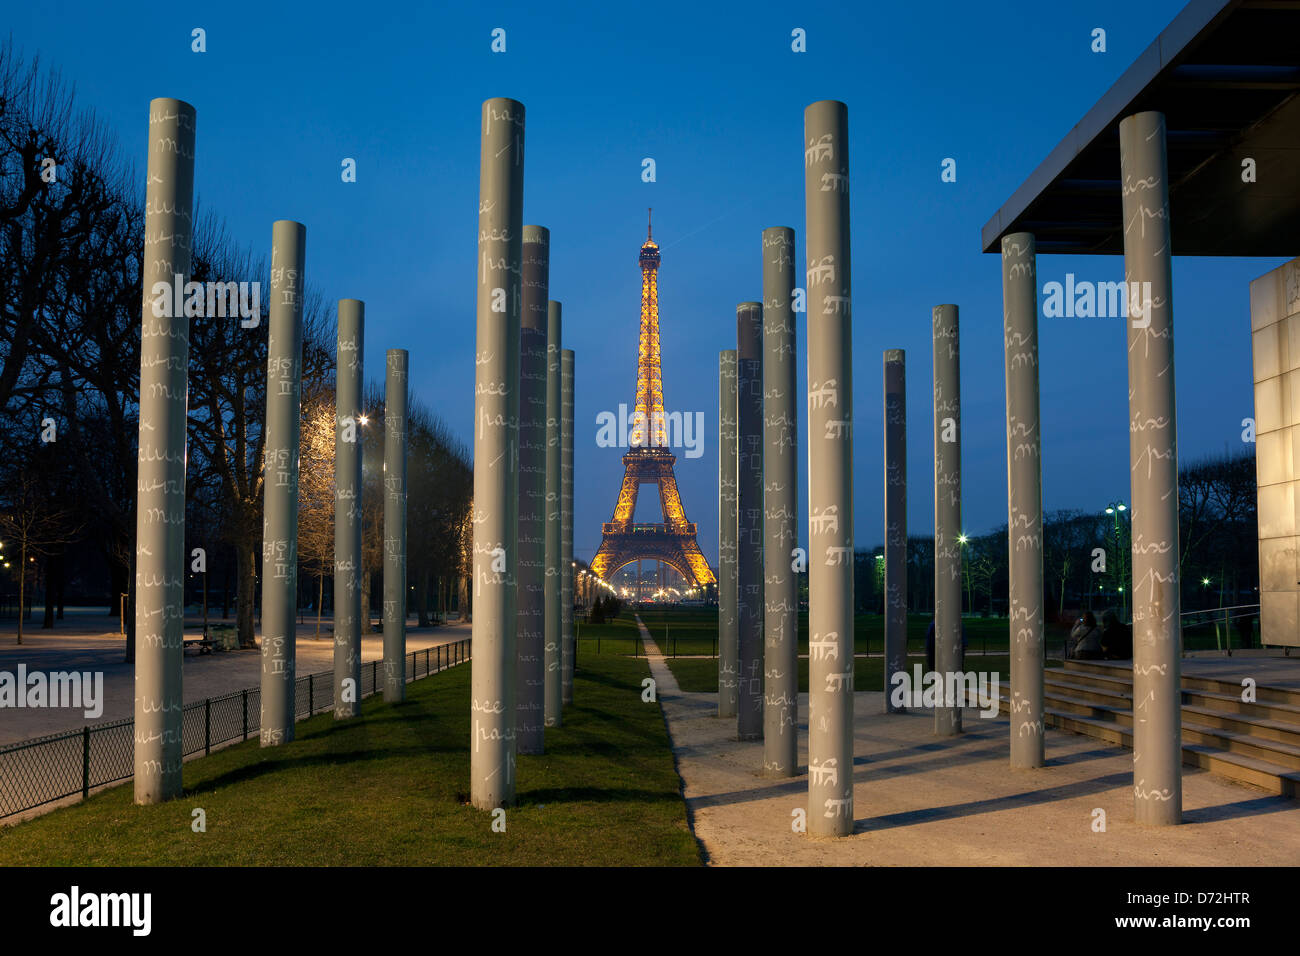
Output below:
[0,638,471,822]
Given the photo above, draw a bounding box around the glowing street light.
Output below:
[1103,501,1130,619]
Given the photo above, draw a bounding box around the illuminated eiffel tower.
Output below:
[589,212,716,592]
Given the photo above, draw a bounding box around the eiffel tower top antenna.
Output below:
[647,207,652,240]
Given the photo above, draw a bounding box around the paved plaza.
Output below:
[639,623,1300,866]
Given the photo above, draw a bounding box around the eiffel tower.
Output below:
[589,212,716,592]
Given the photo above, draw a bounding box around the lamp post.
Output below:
[874,554,885,615]
[957,533,970,614]
[1104,502,1129,621]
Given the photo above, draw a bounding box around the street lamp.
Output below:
[1104,501,1129,621]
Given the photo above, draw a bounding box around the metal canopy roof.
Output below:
[981,0,1300,257]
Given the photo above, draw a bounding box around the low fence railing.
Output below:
[1180,603,1259,653]
[0,638,471,822]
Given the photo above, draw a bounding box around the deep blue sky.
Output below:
[10,0,1276,568]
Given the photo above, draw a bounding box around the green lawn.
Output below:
[666,653,1063,695]
[635,606,719,656]
[575,613,643,655]
[0,655,701,867]
[579,604,1054,658]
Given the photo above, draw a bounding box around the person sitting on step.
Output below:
[1067,611,1103,660]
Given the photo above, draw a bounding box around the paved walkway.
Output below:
[634,614,679,695]
[0,617,468,744]
[646,643,1300,866]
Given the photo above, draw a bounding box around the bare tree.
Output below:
[0,462,80,643]
[186,218,333,648]
[407,398,472,627]
[298,376,336,638]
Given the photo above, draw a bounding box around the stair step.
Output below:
[1044,677,1133,707]
[1181,720,1300,770]
[1045,710,1300,798]
[1181,704,1300,745]
[1053,666,1300,727]
[1179,673,1300,707]
[1051,668,1135,693]
[1179,687,1300,726]
[992,694,1300,795]
[998,690,1300,748]
[1062,659,1300,710]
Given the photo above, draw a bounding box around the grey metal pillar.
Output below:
[804,100,854,836]
[762,227,797,774]
[883,350,908,713]
[736,302,765,741]
[470,96,524,811]
[133,98,195,803]
[561,349,575,705]
[544,301,563,728]
[933,304,962,737]
[517,226,549,753]
[718,349,738,718]
[1120,111,1182,825]
[260,219,306,746]
[1001,234,1045,766]
[334,299,364,719]
[383,349,409,703]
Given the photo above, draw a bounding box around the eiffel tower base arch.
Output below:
[589,448,715,589]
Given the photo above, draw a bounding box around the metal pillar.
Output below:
[804,100,854,836]
[260,219,306,746]
[561,348,575,705]
[1001,234,1045,766]
[1120,110,1182,825]
[883,349,908,712]
[544,301,563,728]
[470,96,524,811]
[134,97,195,803]
[736,302,764,740]
[718,349,738,718]
[517,225,549,753]
[762,227,797,774]
[383,348,409,703]
[932,304,962,737]
[334,299,364,719]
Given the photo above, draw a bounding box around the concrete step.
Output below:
[993,696,1300,798]
[1180,673,1300,707]
[1055,667,1133,689]
[1043,676,1132,708]
[1181,704,1300,746]
[1062,659,1300,709]
[1180,720,1300,771]
[1179,687,1300,727]
[997,691,1300,766]
[1061,659,1137,679]
[1056,663,1300,727]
